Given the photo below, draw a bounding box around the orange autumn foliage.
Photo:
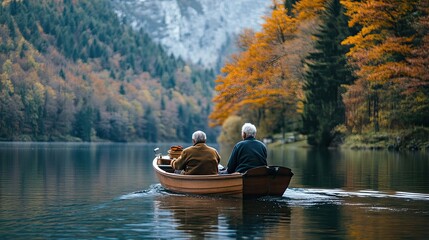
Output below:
[211,0,428,136]
[341,0,428,131]
[293,0,327,21]
[210,3,302,127]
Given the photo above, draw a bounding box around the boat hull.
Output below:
[243,166,294,197]
[153,157,293,198]
[153,158,243,197]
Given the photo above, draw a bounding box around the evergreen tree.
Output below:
[59,68,66,80]
[119,84,126,95]
[143,108,158,142]
[301,0,354,147]
[73,106,94,142]
[284,0,297,16]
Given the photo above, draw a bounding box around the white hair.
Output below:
[192,130,206,143]
[242,123,257,137]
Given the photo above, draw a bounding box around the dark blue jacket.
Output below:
[226,136,267,173]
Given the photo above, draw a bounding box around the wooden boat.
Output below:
[153,156,294,198]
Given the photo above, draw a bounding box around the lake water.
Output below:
[0,142,428,239]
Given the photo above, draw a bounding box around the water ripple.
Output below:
[283,188,429,204]
[117,184,168,200]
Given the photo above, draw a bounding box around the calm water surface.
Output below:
[0,142,428,239]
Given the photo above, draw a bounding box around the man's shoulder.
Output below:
[235,140,248,147]
[186,144,200,149]
[237,138,265,147]
[182,145,195,153]
[183,144,215,152]
[183,145,193,150]
[206,145,219,153]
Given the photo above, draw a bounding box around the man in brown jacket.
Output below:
[171,130,220,175]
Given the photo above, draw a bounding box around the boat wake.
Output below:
[282,188,429,206]
[118,185,429,204]
[118,184,172,200]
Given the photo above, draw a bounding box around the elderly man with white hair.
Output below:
[171,130,221,175]
[222,123,267,174]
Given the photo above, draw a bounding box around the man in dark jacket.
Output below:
[171,130,220,175]
[223,123,267,173]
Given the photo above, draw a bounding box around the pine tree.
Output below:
[301,0,354,147]
[284,0,297,16]
[73,106,94,142]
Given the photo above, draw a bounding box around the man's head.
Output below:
[241,123,257,139]
[192,130,207,144]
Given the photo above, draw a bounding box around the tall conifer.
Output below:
[301,0,354,147]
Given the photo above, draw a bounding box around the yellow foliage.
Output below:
[210,3,305,127]
[261,6,297,45]
[45,85,56,99]
[341,0,417,75]
[0,73,14,95]
[2,59,13,74]
[341,0,427,131]
[294,0,327,21]
[217,115,243,148]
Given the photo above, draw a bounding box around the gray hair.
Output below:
[192,130,207,143]
[242,123,257,137]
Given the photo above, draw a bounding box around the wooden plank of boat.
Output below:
[242,166,294,197]
[153,157,293,198]
[153,158,243,197]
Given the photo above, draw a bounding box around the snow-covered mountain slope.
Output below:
[112,0,271,69]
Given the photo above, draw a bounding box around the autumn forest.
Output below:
[0,0,428,148]
[211,0,428,148]
[0,0,216,142]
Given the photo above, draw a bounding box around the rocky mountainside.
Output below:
[112,0,271,70]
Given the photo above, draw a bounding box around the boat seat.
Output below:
[158,164,175,173]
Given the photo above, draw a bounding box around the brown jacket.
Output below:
[170,143,220,175]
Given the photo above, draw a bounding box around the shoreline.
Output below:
[268,128,429,152]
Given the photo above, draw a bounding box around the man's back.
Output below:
[171,143,220,175]
[226,136,267,173]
